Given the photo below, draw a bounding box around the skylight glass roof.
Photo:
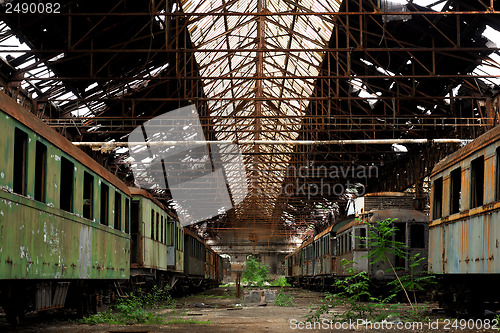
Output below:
[180,0,340,221]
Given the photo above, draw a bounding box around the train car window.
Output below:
[497,147,500,201]
[83,171,93,220]
[151,209,155,239]
[450,167,461,214]
[394,223,406,268]
[432,177,443,219]
[34,141,47,202]
[395,223,406,244]
[125,198,130,234]
[356,228,367,249]
[131,201,139,234]
[13,128,28,196]
[471,156,484,208]
[156,212,160,241]
[161,216,164,243]
[60,157,74,212]
[167,220,173,245]
[100,183,109,225]
[114,192,122,230]
[410,224,425,248]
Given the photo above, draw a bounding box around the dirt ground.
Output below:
[1,286,498,333]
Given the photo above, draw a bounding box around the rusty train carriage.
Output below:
[336,209,428,279]
[429,124,500,313]
[0,90,131,321]
[0,88,224,324]
[285,193,428,290]
[129,188,184,287]
[183,228,223,289]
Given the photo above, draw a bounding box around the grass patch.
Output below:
[76,286,177,325]
[274,288,295,307]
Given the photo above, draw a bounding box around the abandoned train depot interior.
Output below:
[1,0,500,331]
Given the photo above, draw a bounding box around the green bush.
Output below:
[270,277,291,287]
[242,256,270,287]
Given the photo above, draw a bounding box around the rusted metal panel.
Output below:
[430,209,500,274]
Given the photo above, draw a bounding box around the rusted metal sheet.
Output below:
[430,209,500,274]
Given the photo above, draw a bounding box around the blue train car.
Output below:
[429,125,500,314]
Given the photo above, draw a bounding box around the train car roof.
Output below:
[431,124,500,177]
[312,217,355,241]
[129,187,178,219]
[184,228,219,253]
[0,91,130,195]
[367,209,428,223]
[337,219,366,234]
[285,217,356,258]
[362,192,409,197]
[184,227,207,245]
[337,209,428,233]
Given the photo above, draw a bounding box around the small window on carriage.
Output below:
[410,224,425,248]
[13,128,28,196]
[34,141,47,203]
[156,212,160,240]
[114,192,122,230]
[497,147,500,201]
[471,156,484,208]
[60,157,74,212]
[356,228,367,249]
[161,216,164,243]
[151,209,155,239]
[450,167,461,214]
[83,171,93,220]
[432,177,443,219]
[125,198,130,234]
[100,183,109,225]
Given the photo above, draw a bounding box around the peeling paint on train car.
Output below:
[0,92,131,281]
[429,124,500,275]
[130,188,184,273]
[0,191,130,279]
[430,208,500,274]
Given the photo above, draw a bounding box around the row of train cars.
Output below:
[0,91,224,324]
[2,84,500,320]
[285,122,500,314]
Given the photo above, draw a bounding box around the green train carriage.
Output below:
[0,90,131,323]
[129,187,184,288]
